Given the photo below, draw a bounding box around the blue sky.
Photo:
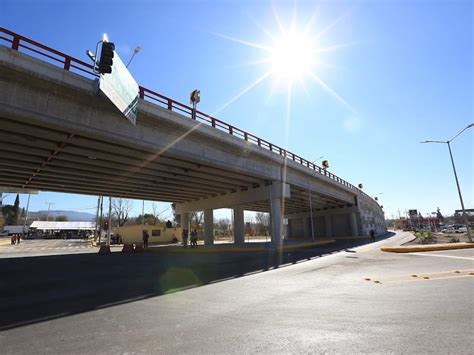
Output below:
[1,0,473,221]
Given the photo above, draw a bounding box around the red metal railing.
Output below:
[0,27,374,201]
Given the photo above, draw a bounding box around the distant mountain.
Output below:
[30,210,96,221]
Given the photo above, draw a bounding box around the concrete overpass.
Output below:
[0,28,386,245]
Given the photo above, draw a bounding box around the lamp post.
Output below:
[311,156,324,164]
[421,123,473,242]
[126,46,141,68]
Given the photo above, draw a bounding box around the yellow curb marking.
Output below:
[410,253,474,261]
[366,270,473,282]
[381,243,474,253]
[382,274,474,285]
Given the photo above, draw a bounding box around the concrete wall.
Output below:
[357,194,387,235]
[113,224,183,244]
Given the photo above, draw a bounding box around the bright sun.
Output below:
[211,6,354,114]
[270,31,314,81]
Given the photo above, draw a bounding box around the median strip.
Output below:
[381,242,474,253]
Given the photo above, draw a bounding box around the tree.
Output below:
[4,194,20,225]
[215,218,230,236]
[151,203,167,225]
[453,211,463,224]
[134,213,156,225]
[170,203,178,224]
[436,207,444,222]
[190,211,204,232]
[255,212,270,236]
[55,215,69,221]
[111,198,132,227]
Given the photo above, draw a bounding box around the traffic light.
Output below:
[98,41,115,74]
[358,183,363,189]
[322,160,329,169]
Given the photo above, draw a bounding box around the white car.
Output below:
[441,227,455,233]
[455,226,467,233]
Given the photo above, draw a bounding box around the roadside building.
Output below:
[114,223,182,245]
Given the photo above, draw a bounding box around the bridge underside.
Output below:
[0,116,348,214]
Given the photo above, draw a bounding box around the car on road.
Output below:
[455,226,467,233]
[441,226,456,233]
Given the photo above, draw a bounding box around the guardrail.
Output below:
[0,27,375,202]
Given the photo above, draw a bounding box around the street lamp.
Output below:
[421,123,473,242]
[126,46,141,68]
[374,192,383,201]
[311,156,324,166]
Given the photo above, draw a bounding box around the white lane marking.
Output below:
[411,253,474,261]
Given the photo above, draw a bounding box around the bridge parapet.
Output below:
[0,27,376,204]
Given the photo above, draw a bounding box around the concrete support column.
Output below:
[233,206,245,245]
[271,198,282,245]
[303,216,310,238]
[325,215,332,238]
[204,209,214,245]
[350,212,358,237]
[181,213,190,232]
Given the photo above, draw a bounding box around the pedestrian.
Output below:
[16,234,21,244]
[11,235,16,245]
[182,229,188,248]
[142,230,149,249]
[370,229,375,243]
[190,230,197,248]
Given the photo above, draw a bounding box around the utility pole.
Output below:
[98,196,103,244]
[421,123,473,242]
[94,196,101,242]
[106,196,112,246]
[22,194,31,239]
[45,202,55,221]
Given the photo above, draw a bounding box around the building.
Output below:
[114,224,183,244]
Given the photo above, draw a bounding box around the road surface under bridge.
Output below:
[0,28,386,245]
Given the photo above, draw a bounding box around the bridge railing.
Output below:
[0,27,376,202]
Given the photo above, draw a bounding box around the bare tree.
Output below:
[190,211,204,232]
[255,212,270,236]
[112,198,132,227]
[216,218,230,236]
[151,203,168,225]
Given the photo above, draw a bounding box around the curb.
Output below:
[381,242,474,253]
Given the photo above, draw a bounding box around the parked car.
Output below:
[455,226,467,233]
[441,226,455,233]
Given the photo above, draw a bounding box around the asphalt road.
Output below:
[0,232,473,354]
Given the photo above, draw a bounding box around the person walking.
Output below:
[190,230,198,248]
[142,230,149,249]
[369,229,375,243]
[182,229,188,248]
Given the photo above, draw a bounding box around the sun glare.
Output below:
[212,6,354,114]
[270,31,314,81]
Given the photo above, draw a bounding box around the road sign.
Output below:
[99,46,139,125]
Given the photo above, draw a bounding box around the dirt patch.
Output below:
[404,232,471,246]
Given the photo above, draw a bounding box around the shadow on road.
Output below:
[0,233,394,331]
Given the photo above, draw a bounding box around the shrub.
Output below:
[449,237,459,243]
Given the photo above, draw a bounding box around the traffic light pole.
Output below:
[447,141,472,242]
